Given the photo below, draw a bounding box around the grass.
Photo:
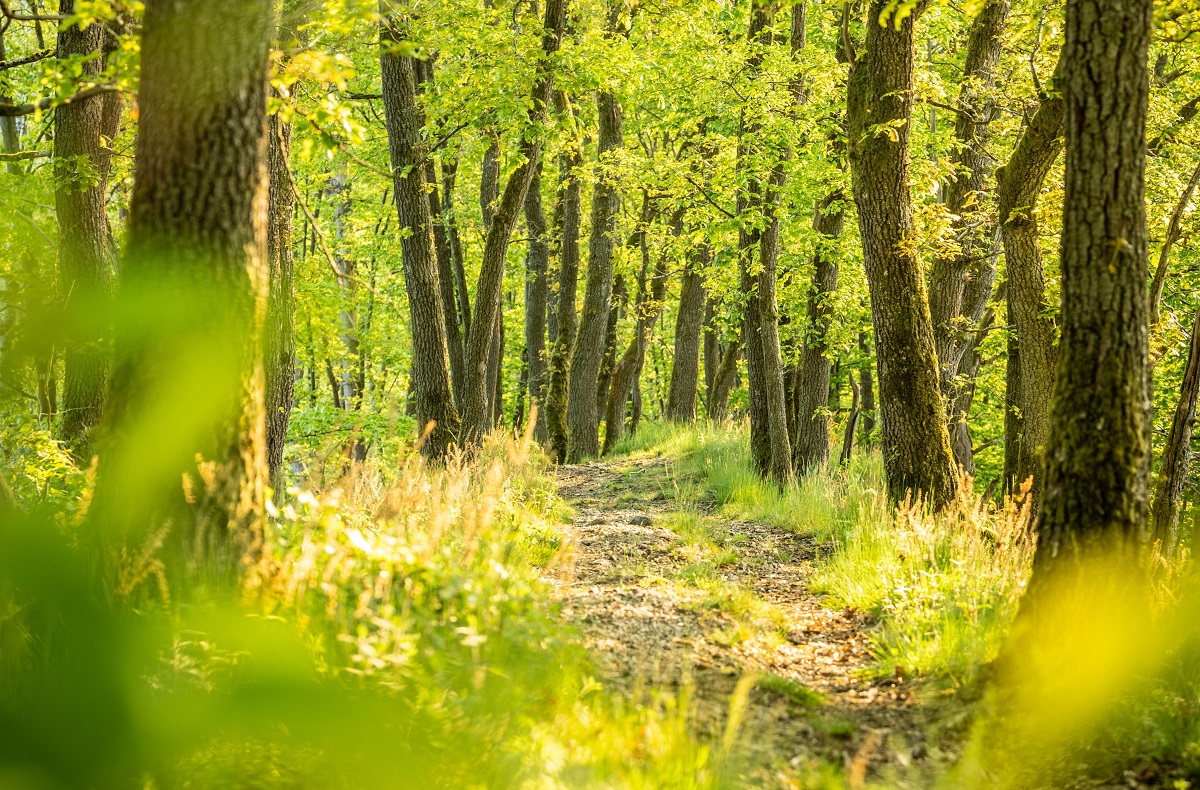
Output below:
[613,419,1200,787]
[612,420,1033,686]
[1,429,762,788]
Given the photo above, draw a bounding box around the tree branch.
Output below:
[0,47,51,70]
[0,0,68,20]
[0,84,121,117]
[0,149,47,161]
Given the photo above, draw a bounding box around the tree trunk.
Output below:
[1034,0,1153,565]
[847,0,959,509]
[996,56,1065,507]
[793,191,844,474]
[565,90,623,461]
[545,107,582,460]
[926,0,1008,391]
[442,154,472,340]
[603,215,672,453]
[737,2,792,484]
[1003,303,1023,498]
[264,109,296,488]
[703,297,720,411]
[858,330,876,444]
[379,17,462,460]
[461,0,565,444]
[412,57,468,409]
[596,271,624,421]
[1150,304,1200,554]
[523,159,550,442]
[665,241,707,423]
[55,0,122,459]
[709,335,741,423]
[94,0,274,578]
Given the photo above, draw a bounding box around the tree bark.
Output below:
[523,159,550,441]
[545,106,582,460]
[460,0,565,444]
[708,335,741,423]
[858,330,876,443]
[55,0,122,458]
[1150,303,1200,555]
[737,2,792,484]
[996,56,1065,506]
[793,191,844,474]
[926,0,1008,391]
[94,0,274,577]
[1034,0,1153,565]
[565,89,623,461]
[379,16,462,460]
[665,240,707,423]
[264,110,295,487]
[603,213,673,452]
[847,0,959,509]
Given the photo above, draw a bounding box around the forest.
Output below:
[1,0,1199,786]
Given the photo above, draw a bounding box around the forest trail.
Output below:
[549,456,939,787]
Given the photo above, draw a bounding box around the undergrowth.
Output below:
[612,420,1200,786]
[0,430,752,789]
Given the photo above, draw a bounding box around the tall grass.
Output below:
[0,430,747,788]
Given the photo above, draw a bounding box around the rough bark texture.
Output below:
[442,155,472,340]
[793,192,844,474]
[708,335,741,423]
[1035,0,1153,565]
[665,242,707,423]
[995,56,1065,505]
[847,0,959,509]
[545,119,582,460]
[1150,304,1200,554]
[55,0,122,458]
[926,0,1008,391]
[264,110,296,487]
[565,90,623,461]
[95,0,273,578]
[703,297,720,411]
[523,159,550,441]
[737,2,792,484]
[858,330,876,443]
[1003,301,1023,498]
[461,0,565,444]
[379,20,462,460]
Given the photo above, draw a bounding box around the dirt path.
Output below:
[549,456,935,788]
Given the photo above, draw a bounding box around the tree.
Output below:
[544,94,583,460]
[523,160,550,442]
[54,0,123,457]
[461,0,566,445]
[565,87,623,461]
[924,0,1007,475]
[995,56,1065,508]
[379,10,462,461]
[1033,0,1153,565]
[665,240,706,423]
[93,0,275,576]
[846,0,959,508]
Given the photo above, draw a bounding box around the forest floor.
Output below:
[547,455,964,788]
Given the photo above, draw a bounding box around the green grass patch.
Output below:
[757,672,825,708]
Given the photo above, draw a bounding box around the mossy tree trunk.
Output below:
[847,0,959,509]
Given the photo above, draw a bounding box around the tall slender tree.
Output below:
[55,0,123,458]
[379,8,462,460]
[461,0,566,444]
[847,0,959,508]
